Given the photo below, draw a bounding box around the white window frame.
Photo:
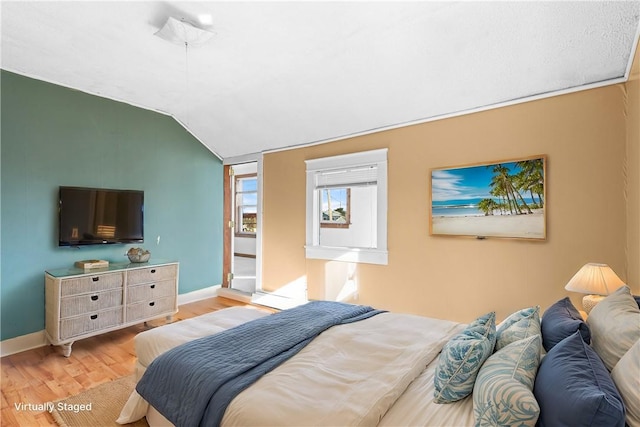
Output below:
[235,173,258,236]
[305,148,388,265]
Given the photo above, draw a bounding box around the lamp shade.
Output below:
[564,263,625,296]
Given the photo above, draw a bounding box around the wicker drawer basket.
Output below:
[126,296,176,323]
[127,279,176,304]
[127,264,177,285]
[60,272,123,296]
[60,307,123,340]
[60,288,123,318]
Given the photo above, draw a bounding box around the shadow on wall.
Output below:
[324,261,359,302]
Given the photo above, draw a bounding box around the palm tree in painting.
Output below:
[512,173,535,208]
[478,198,499,216]
[489,164,520,214]
[489,186,507,214]
[515,159,544,207]
[488,164,533,215]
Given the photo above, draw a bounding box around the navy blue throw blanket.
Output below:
[136,301,384,427]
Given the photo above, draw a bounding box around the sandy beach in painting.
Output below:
[432,211,545,239]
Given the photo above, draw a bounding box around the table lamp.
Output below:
[565,263,625,313]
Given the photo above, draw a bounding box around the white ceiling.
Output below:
[2,1,639,160]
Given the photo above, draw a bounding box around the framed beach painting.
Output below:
[429,155,546,240]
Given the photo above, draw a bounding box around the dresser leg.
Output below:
[62,342,73,357]
[166,315,174,323]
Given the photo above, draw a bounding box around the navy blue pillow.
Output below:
[540,297,590,352]
[634,295,640,309]
[534,331,625,427]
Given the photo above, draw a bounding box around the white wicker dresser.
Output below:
[45,260,178,356]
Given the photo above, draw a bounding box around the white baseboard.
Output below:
[177,284,221,305]
[217,287,253,303]
[1,284,223,358]
[0,330,48,358]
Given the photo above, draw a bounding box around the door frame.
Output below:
[222,164,233,288]
[222,156,262,292]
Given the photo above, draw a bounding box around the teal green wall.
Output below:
[1,70,224,341]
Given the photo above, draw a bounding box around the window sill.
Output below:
[320,223,351,229]
[305,245,388,265]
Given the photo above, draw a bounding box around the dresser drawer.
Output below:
[127,296,176,323]
[60,307,123,340]
[127,279,176,304]
[60,273,123,297]
[60,288,123,318]
[127,265,177,285]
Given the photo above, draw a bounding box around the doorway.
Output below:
[223,161,259,294]
[222,159,307,310]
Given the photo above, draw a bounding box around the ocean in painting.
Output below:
[432,197,537,217]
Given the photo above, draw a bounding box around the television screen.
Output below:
[59,186,144,246]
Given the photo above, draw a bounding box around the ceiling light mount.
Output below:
[155,16,214,48]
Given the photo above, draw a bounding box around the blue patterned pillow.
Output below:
[433,312,496,403]
[534,331,625,427]
[541,297,590,351]
[495,306,540,351]
[473,334,542,427]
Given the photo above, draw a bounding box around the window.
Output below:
[320,188,350,228]
[235,174,257,236]
[305,149,388,265]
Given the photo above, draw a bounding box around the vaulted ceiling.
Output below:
[2,1,639,160]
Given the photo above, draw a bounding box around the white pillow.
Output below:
[587,285,640,371]
[611,338,640,427]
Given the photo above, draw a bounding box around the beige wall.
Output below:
[626,42,640,290]
[263,81,633,322]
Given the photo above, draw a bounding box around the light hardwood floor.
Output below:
[1,297,271,427]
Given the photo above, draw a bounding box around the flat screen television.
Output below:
[58,186,144,246]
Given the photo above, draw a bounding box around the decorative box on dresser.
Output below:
[45,261,178,356]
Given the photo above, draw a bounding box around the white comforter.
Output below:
[222,312,462,426]
[120,310,465,426]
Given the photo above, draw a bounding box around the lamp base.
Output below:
[582,294,606,314]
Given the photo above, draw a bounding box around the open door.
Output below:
[223,164,232,288]
[223,162,258,294]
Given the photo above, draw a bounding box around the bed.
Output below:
[118,286,640,427]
